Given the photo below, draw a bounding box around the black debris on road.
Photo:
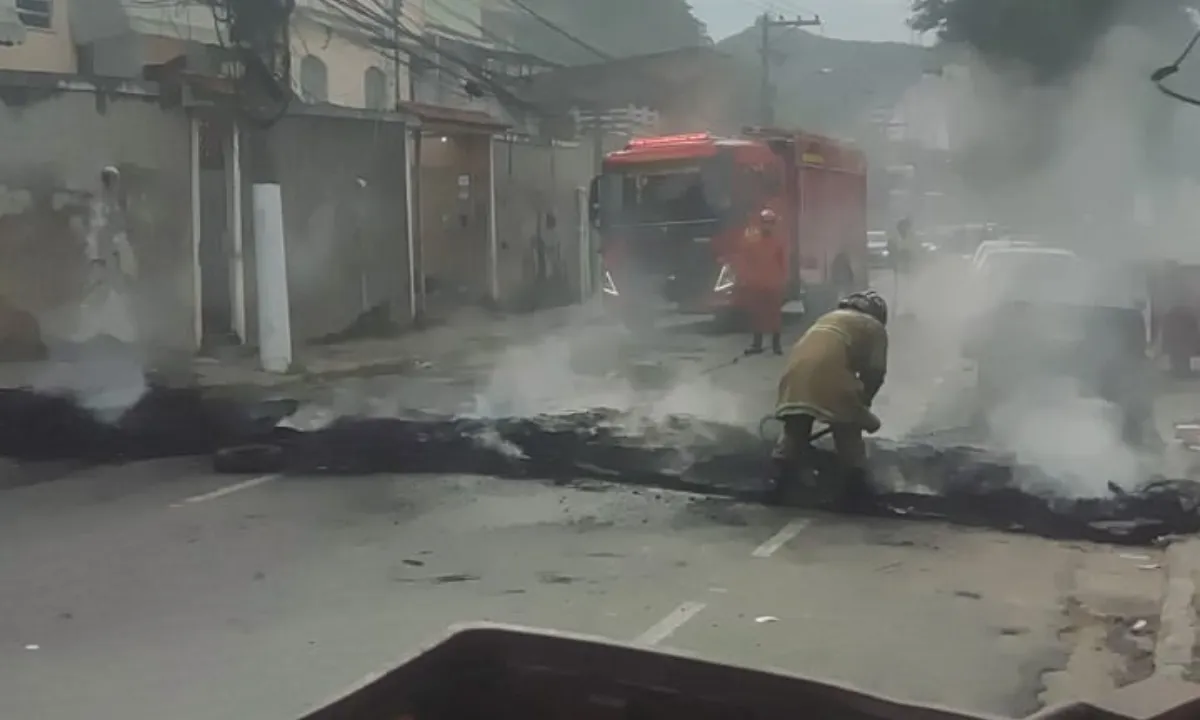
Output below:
[2,386,1198,547]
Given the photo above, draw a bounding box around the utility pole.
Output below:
[758,13,821,127]
[225,0,294,372]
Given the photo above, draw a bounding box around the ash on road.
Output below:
[0,458,1166,720]
[0,287,1187,720]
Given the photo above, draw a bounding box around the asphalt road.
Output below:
[0,269,1183,720]
[0,456,1168,720]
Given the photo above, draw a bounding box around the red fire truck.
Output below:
[588,128,868,326]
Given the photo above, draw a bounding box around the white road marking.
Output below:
[634,601,707,646]
[174,474,280,506]
[751,518,810,558]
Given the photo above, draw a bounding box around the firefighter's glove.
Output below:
[862,411,882,435]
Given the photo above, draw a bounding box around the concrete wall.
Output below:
[258,113,412,343]
[492,135,594,311]
[0,75,193,353]
[419,131,492,314]
[0,0,75,73]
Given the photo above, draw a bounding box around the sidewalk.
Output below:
[191,302,606,392]
[0,303,605,394]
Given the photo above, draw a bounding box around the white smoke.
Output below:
[889,24,1196,497]
[470,321,758,431]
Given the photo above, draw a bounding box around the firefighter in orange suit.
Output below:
[737,208,787,356]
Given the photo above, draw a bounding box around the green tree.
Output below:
[909,0,1200,196]
[909,0,1196,82]
[506,0,710,65]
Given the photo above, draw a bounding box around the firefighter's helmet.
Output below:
[838,290,888,327]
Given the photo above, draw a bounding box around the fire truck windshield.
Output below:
[599,157,733,228]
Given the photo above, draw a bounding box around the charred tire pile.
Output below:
[214,410,1200,546]
[0,387,295,463]
[216,409,777,500]
[0,387,1197,546]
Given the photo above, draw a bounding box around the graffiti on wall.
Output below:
[0,167,172,360]
[0,182,95,359]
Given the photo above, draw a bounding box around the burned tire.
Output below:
[213,443,285,474]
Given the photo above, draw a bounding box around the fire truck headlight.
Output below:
[714,264,736,293]
[602,270,619,296]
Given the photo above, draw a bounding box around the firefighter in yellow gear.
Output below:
[772,290,889,509]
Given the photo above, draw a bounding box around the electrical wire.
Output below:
[207,0,296,128]
[319,0,591,115]
[497,0,612,61]
[425,0,556,63]
[1152,26,1200,107]
[316,0,498,95]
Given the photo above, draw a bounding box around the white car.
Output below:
[973,246,1151,344]
[970,237,1041,268]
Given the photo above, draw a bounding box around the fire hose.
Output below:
[757,414,833,443]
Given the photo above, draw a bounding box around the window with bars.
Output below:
[16,0,51,30]
[299,55,328,103]
[364,67,388,110]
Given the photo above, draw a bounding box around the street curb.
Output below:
[1155,540,1199,678]
[189,304,612,396]
[195,359,420,392]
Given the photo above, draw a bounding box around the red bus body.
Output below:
[592,129,868,322]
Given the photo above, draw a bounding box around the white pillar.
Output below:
[253,183,292,373]
[575,185,590,303]
[487,133,499,303]
[228,126,247,343]
[189,115,203,350]
[405,128,417,320]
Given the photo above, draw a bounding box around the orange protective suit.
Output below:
[733,223,787,334]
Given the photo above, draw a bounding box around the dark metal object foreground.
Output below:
[0,387,1196,546]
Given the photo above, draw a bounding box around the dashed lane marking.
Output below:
[751,518,810,558]
[173,474,280,507]
[634,601,707,646]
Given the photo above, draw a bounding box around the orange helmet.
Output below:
[759,208,778,225]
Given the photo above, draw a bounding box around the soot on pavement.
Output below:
[1,387,1196,547]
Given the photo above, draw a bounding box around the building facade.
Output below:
[0,0,75,73]
[0,0,411,110]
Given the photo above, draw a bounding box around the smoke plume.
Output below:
[892,22,1200,496]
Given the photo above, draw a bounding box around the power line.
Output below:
[318,0,561,115]
[208,0,296,127]
[758,12,820,126]
[326,0,588,106]
[498,0,612,61]
[424,0,555,63]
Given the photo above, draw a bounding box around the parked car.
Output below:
[966,246,1154,445]
[1149,261,1200,377]
[970,236,1041,268]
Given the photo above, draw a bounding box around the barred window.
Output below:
[364,67,387,110]
[16,0,51,30]
[299,55,328,103]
